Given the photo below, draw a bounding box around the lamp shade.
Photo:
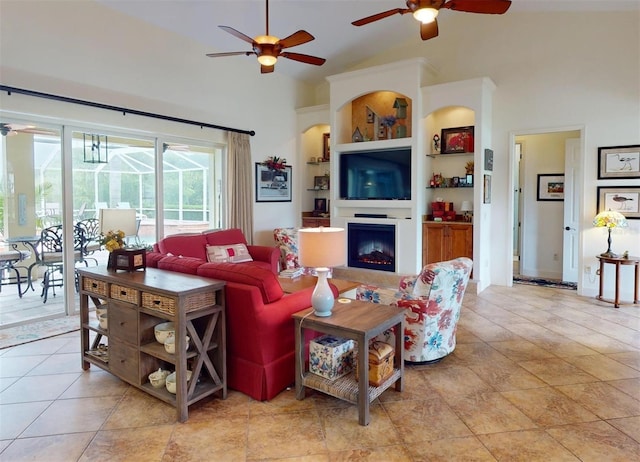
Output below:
[593,209,628,229]
[460,201,473,212]
[298,227,346,269]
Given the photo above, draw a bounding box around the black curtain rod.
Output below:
[0,85,255,136]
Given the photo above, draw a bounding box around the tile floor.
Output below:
[1,283,639,461]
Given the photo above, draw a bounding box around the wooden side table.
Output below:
[293,299,404,426]
[596,255,640,308]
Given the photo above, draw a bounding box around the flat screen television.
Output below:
[339,148,411,200]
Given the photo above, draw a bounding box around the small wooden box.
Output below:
[356,341,395,387]
[108,248,146,271]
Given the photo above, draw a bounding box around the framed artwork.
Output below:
[597,186,640,219]
[322,132,330,161]
[314,198,327,212]
[441,126,474,154]
[255,163,292,202]
[598,145,640,179]
[483,174,491,204]
[537,174,564,201]
[484,148,493,171]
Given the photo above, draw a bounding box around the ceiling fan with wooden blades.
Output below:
[206,0,326,74]
[0,122,57,137]
[352,0,512,41]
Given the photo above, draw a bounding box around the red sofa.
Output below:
[146,228,280,274]
[144,228,334,401]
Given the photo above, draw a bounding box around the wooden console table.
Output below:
[596,255,640,308]
[78,267,226,422]
[293,299,404,426]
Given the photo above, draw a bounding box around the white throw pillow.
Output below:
[206,244,253,264]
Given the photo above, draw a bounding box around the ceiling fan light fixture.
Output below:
[413,7,438,24]
[257,54,278,66]
[254,34,279,45]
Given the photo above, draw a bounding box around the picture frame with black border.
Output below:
[597,186,640,219]
[466,174,473,186]
[314,198,327,213]
[452,176,460,187]
[537,173,564,201]
[255,163,292,202]
[322,133,330,161]
[441,126,474,154]
[597,145,640,179]
[314,176,330,190]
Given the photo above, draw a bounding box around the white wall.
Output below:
[0,0,315,246]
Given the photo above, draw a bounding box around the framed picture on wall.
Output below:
[483,174,491,204]
[322,133,330,161]
[597,186,640,219]
[484,148,494,171]
[537,174,564,201]
[255,163,292,202]
[441,126,474,154]
[598,145,640,179]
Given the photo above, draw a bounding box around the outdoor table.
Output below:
[6,236,41,293]
[0,247,32,297]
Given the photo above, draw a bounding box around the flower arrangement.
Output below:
[380,115,397,128]
[101,230,126,252]
[262,156,287,171]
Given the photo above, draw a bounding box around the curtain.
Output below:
[227,132,253,243]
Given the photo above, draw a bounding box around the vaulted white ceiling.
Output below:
[93,1,640,85]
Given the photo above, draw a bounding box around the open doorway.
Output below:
[512,129,582,287]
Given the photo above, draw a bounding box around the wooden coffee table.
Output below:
[279,274,360,295]
[292,299,404,426]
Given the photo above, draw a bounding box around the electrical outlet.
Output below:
[585,266,592,274]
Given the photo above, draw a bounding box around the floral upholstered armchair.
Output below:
[356,257,473,363]
[273,227,299,271]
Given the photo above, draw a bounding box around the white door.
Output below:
[562,138,581,282]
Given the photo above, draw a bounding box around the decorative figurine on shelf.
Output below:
[433,134,440,153]
[380,115,397,140]
[465,161,474,175]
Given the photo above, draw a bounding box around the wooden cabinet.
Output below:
[78,267,226,422]
[422,222,473,266]
[301,215,330,228]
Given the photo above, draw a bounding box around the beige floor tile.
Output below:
[319,404,401,452]
[468,361,548,392]
[0,372,81,404]
[568,333,636,354]
[478,429,579,461]
[607,377,640,399]
[382,397,472,443]
[328,445,413,461]
[448,342,511,367]
[79,424,174,462]
[518,358,599,386]
[186,389,251,421]
[555,382,640,419]
[249,386,316,416]
[487,340,557,362]
[501,387,598,426]
[0,376,18,392]
[0,355,47,378]
[102,387,177,429]
[564,354,640,381]
[0,401,51,439]
[607,351,640,370]
[0,432,95,462]
[422,365,495,396]
[377,366,438,402]
[607,416,640,443]
[59,369,130,399]
[21,396,121,437]
[247,409,326,459]
[546,420,640,462]
[2,337,71,357]
[443,391,537,435]
[164,417,247,461]
[406,436,497,461]
[26,352,82,376]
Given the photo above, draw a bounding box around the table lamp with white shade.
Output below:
[298,227,346,317]
[593,209,628,258]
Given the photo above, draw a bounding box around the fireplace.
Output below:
[347,223,395,272]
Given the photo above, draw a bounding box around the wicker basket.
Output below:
[110,284,139,304]
[83,277,108,297]
[142,291,216,316]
